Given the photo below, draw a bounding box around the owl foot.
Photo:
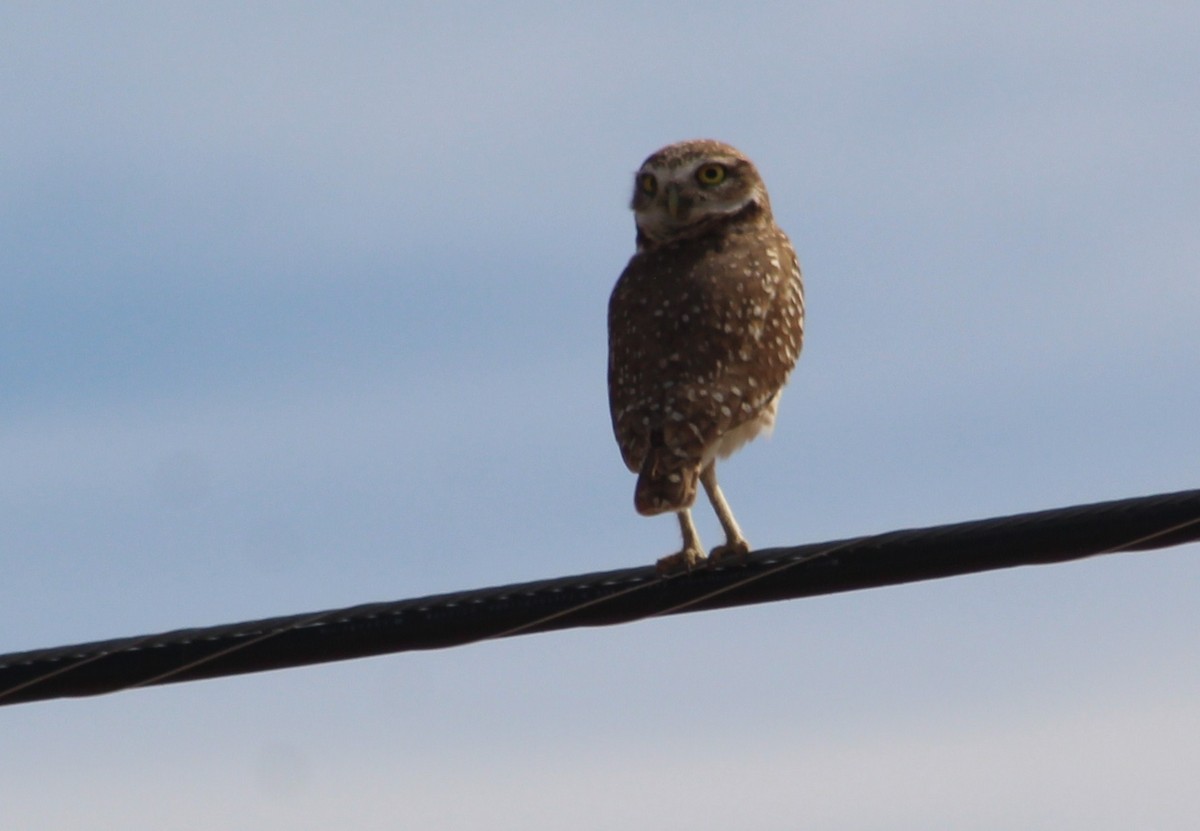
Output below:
[707,539,750,567]
[656,546,707,576]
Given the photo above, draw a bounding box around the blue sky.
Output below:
[3,4,1199,828]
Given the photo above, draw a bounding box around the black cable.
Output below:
[2,487,1198,707]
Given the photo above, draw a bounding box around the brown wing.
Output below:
[607,225,803,483]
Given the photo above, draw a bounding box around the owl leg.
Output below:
[700,462,750,565]
[655,508,707,575]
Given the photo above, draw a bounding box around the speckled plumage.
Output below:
[607,139,804,573]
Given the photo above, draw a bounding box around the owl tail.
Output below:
[634,451,700,516]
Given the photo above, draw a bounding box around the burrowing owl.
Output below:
[608,139,804,574]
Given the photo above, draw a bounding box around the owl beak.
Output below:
[665,183,682,220]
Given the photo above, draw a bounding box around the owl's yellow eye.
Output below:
[637,173,657,196]
[696,163,727,186]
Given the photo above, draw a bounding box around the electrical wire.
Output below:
[2,487,1198,707]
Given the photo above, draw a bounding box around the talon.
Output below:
[656,547,707,576]
[707,539,750,567]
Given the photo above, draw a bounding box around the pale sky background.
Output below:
[3,3,1199,829]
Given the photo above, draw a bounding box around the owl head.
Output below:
[630,139,772,247]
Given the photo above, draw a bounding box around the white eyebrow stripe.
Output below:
[641,156,743,183]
